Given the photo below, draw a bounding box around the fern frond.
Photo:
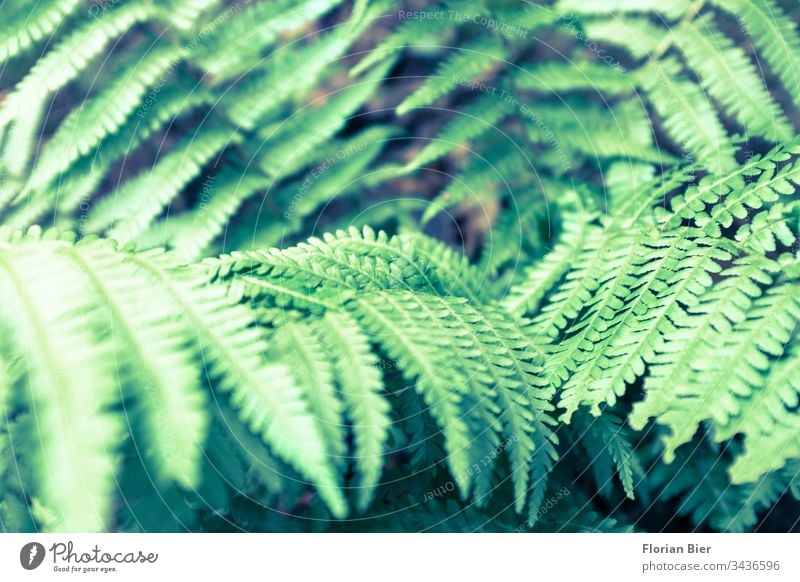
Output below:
[675,15,793,142]
[630,256,779,435]
[638,58,737,174]
[515,61,636,96]
[317,311,391,511]
[407,92,514,169]
[652,283,800,460]
[532,226,624,337]
[0,0,82,63]
[270,320,347,470]
[60,240,207,488]
[396,36,508,115]
[736,201,799,254]
[545,229,645,414]
[350,14,451,77]
[170,166,270,260]
[555,231,732,421]
[711,0,800,109]
[398,231,490,303]
[523,99,659,162]
[259,59,393,178]
[632,264,799,466]
[0,237,121,531]
[503,210,598,316]
[582,17,662,60]
[93,123,237,244]
[25,42,187,195]
[347,290,556,508]
[196,0,346,78]
[723,339,800,483]
[660,139,800,236]
[0,91,46,182]
[346,292,479,493]
[7,80,211,230]
[650,441,793,531]
[221,3,376,129]
[420,140,528,224]
[555,0,691,19]
[158,0,218,32]
[576,412,636,499]
[207,226,446,308]
[0,2,153,134]
[125,250,348,518]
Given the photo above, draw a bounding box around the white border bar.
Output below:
[1,533,797,581]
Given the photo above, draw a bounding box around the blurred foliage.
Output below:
[1,0,800,532]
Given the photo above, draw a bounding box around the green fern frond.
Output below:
[675,15,793,143]
[724,338,800,484]
[575,412,636,500]
[503,209,598,316]
[0,0,82,63]
[653,283,800,461]
[532,226,625,337]
[582,17,663,60]
[7,80,212,230]
[347,292,479,494]
[270,320,347,470]
[555,0,691,20]
[407,92,514,170]
[396,36,508,115]
[346,290,556,508]
[170,166,270,260]
[0,235,122,531]
[711,0,800,109]
[553,231,731,422]
[125,249,348,518]
[196,0,346,78]
[350,14,451,77]
[24,42,186,196]
[523,99,659,162]
[316,311,391,511]
[0,2,153,135]
[736,201,799,254]
[650,440,794,531]
[2,0,800,534]
[221,3,377,130]
[207,226,456,308]
[630,256,778,432]
[515,61,636,96]
[159,0,218,32]
[420,140,528,224]
[660,139,800,236]
[638,58,737,174]
[630,258,798,467]
[92,122,237,244]
[60,240,208,489]
[259,58,393,178]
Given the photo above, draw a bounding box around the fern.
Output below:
[2,0,800,535]
[396,36,508,115]
[646,283,800,464]
[0,0,82,62]
[711,0,800,109]
[316,311,391,510]
[24,41,186,196]
[0,229,349,529]
[675,15,794,143]
[92,122,237,244]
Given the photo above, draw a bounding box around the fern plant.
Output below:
[1,0,800,533]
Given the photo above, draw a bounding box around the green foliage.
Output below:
[1,0,800,534]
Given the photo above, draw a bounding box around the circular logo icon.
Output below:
[20,542,46,570]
